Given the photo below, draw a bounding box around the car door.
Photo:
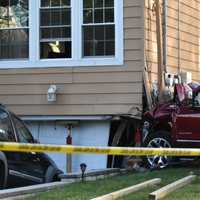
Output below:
[11,115,45,183]
[173,105,200,146]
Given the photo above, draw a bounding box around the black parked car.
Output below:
[0,105,63,189]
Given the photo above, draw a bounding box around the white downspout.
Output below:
[163,0,168,73]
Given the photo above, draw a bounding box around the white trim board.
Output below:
[0,0,124,69]
[21,115,112,121]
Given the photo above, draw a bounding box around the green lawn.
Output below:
[28,167,200,200]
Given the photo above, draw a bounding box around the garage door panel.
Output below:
[27,121,110,173]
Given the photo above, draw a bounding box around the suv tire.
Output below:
[143,131,172,169]
[0,152,8,189]
[45,166,60,183]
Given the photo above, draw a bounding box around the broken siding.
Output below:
[146,0,200,83]
[0,0,144,116]
[145,0,158,84]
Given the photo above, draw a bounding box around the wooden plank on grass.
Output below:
[91,178,161,200]
[0,182,71,199]
[149,175,196,200]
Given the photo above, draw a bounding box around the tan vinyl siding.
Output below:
[146,0,200,83]
[0,0,144,116]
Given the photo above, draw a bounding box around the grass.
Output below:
[28,167,200,200]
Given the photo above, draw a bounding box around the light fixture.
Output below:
[80,163,87,182]
[47,85,57,102]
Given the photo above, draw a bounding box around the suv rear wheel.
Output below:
[143,131,172,169]
[45,166,60,183]
[0,160,8,189]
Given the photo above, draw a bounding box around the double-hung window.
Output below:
[40,0,71,59]
[0,0,29,60]
[83,0,115,57]
[0,0,123,68]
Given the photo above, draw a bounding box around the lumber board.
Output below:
[149,175,196,200]
[111,120,128,168]
[91,178,161,200]
[0,182,71,199]
[143,69,153,109]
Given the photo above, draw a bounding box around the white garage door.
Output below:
[26,120,110,173]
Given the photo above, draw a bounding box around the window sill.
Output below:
[0,57,123,69]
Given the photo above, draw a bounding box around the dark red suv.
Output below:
[142,83,200,168]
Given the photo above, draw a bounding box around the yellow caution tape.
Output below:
[0,142,200,157]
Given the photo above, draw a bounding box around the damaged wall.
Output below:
[145,0,200,84]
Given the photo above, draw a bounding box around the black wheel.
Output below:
[143,131,172,169]
[0,160,8,189]
[45,166,60,183]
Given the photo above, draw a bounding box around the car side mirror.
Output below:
[187,90,193,100]
[194,92,200,107]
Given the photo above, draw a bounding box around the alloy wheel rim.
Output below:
[147,137,171,168]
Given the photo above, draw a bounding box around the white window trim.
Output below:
[0,0,123,69]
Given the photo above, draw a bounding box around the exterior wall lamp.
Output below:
[47,85,57,102]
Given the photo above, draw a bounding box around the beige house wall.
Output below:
[0,0,145,116]
[146,0,200,84]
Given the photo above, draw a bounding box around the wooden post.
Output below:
[66,125,72,173]
[143,69,153,109]
[67,153,72,173]
[149,175,196,200]
[155,0,165,97]
[111,120,127,168]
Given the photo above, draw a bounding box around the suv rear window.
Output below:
[0,109,15,142]
[12,116,33,143]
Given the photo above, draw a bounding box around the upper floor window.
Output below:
[40,0,71,59]
[83,0,115,57]
[0,0,123,68]
[0,0,29,60]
